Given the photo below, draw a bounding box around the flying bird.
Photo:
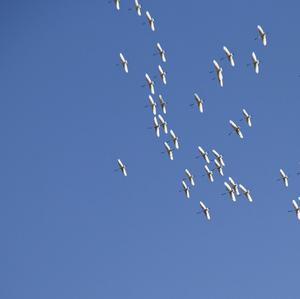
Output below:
[158,65,167,85]
[145,73,155,94]
[157,43,166,62]
[170,129,179,149]
[229,120,244,139]
[204,165,214,182]
[279,169,289,187]
[239,184,253,202]
[229,177,239,195]
[153,116,160,137]
[148,95,157,115]
[214,159,224,176]
[158,94,167,114]
[185,169,195,186]
[117,159,127,176]
[223,46,235,67]
[119,53,128,73]
[290,199,300,220]
[181,180,190,199]
[251,52,260,74]
[158,114,168,134]
[146,11,155,31]
[213,60,224,87]
[164,142,173,161]
[198,201,211,220]
[134,0,142,16]
[198,146,210,164]
[242,109,252,127]
[257,25,267,46]
[193,93,204,113]
[224,181,236,201]
[212,149,225,167]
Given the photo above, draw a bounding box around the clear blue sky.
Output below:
[1,1,300,298]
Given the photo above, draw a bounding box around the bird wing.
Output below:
[230,120,238,129]
[119,52,126,63]
[145,73,151,84]
[146,11,152,21]
[239,184,247,193]
[223,46,231,56]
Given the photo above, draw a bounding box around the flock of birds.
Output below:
[113,0,300,222]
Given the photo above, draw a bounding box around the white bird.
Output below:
[185,169,195,186]
[239,184,253,202]
[158,65,167,85]
[157,42,166,62]
[251,51,260,74]
[153,116,160,138]
[213,59,224,87]
[223,46,235,67]
[170,129,179,149]
[158,94,167,114]
[158,114,168,134]
[117,159,127,176]
[199,201,211,220]
[181,180,190,199]
[146,11,155,31]
[204,165,214,182]
[280,169,288,187]
[257,25,267,46]
[194,93,204,113]
[229,177,239,195]
[119,53,128,73]
[214,159,224,176]
[224,181,236,201]
[148,95,157,115]
[164,141,173,160]
[114,0,120,10]
[145,73,155,95]
[198,146,210,163]
[229,120,244,139]
[242,109,252,127]
[134,0,142,16]
[212,149,225,167]
[291,200,300,220]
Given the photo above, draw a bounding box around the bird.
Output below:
[181,180,190,199]
[224,181,236,201]
[164,141,173,160]
[223,46,235,67]
[158,65,167,85]
[213,59,224,87]
[204,165,214,182]
[290,199,300,220]
[279,169,289,187]
[197,146,210,163]
[114,0,120,10]
[214,159,224,176]
[117,159,127,176]
[156,43,166,62]
[170,129,179,149]
[251,52,260,74]
[148,95,157,115]
[134,0,142,16]
[145,73,155,94]
[242,109,252,127]
[198,201,211,220]
[158,94,167,114]
[153,116,160,137]
[229,177,239,195]
[184,169,195,186]
[119,53,128,73]
[146,11,155,31]
[212,149,225,167]
[257,25,267,46]
[239,184,253,202]
[229,120,244,139]
[193,93,204,113]
[158,114,168,134]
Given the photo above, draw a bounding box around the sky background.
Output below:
[1,0,300,298]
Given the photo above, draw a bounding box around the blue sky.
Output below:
[1,0,300,298]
